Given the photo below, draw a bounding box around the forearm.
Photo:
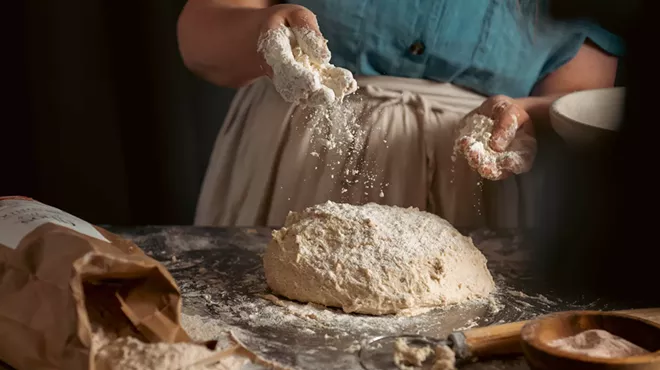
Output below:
[517,42,618,127]
[177,0,273,87]
[515,94,563,127]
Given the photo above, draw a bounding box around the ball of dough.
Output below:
[263,201,495,315]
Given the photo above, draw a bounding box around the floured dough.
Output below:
[263,201,495,315]
[393,339,433,370]
[431,345,456,370]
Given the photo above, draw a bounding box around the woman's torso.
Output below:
[287,0,623,98]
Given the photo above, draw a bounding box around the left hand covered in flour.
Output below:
[454,95,537,181]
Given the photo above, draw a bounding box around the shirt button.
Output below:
[409,41,425,55]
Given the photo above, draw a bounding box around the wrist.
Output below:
[515,95,560,126]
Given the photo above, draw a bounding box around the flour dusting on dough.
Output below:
[263,201,495,315]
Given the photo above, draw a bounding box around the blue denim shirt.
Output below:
[287,0,624,98]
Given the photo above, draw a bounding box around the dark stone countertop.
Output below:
[104,226,652,370]
[0,226,652,370]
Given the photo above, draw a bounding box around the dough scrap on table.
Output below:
[392,338,456,370]
[393,338,433,370]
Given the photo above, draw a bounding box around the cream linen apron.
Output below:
[195,76,535,229]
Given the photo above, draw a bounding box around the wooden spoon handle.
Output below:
[449,320,528,360]
[450,308,660,361]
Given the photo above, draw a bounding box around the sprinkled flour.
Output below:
[258,26,357,105]
[299,98,390,200]
[181,313,233,344]
[257,26,382,197]
[453,114,534,180]
[94,336,222,370]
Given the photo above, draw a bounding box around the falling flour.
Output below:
[257,26,386,197]
[453,114,535,180]
[258,26,357,105]
[299,95,392,200]
[548,329,649,359]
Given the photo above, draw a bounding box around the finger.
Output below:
[291,27,331,64]
[498,154,526,175]
[456,137,472,154]
[475,95,510,117]
[490,104,527,152]
[473,95,523,152]
[463,144,503,180]
[286,9,331,63]
[285,6,321,30]
[306,86,335,105]
[490,170,512,181]
[477,161,503,180]
[324,67,358,97]
[459,138,482,167]
[274,63,322,103]
[257,26,293,77]
[498,136,537,175]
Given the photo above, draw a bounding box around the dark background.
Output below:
[7,1,237,225]
[6,1,634,226]
[542,0,659,302]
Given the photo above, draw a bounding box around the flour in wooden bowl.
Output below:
[548,329,649,359]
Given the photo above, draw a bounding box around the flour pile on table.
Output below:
[94,336,228,370]
[93,314,256,370]
[258,26,357,105]
[263,201,495,315]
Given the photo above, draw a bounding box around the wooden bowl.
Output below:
[521,310,660,370]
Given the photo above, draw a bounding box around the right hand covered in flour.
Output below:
[454,95,537,181]
[259,4,331,64]
[257,5,357,105]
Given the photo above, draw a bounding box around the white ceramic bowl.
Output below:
[549,87,625,148]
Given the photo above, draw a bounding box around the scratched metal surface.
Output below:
[0,226,646,370]
[105,226,646,370]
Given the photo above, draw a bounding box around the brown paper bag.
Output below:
[0,196,191,370]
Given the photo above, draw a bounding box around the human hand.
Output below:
[455,96,537,180]
[256,5,356,105]
[260,4,330,64]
